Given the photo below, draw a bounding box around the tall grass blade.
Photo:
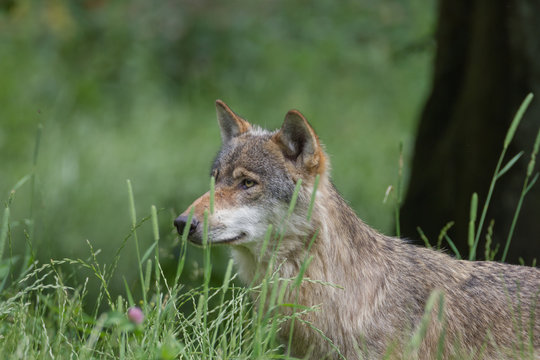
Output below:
[416,226,431,248]
[144,259,152,299]
[255,275,269,357]
[122,276,135,307]
[287,179,302,218]
[105,213,151,288]
[151,205,160,290]
[496,151,524,179]
[0,208,9,261]
[202,209,211,332]
[273,179,303,266]
[501,128,540,262]
[471,93,533,260]
[20,124,42,278]
[470,154,503,260]
[437,221,454,250]
[502,197,526,263]
[250,224,273,287]
[288,231,319,356]
[307,174,320,222]
[174,207,194,284]
[120,332,126,360]
[8,175,31,205]
[444,234,461,259]
[263,275,283,350]
[210,259,234,349]
[84,313,107,355]
[484,220,496,261]
[126,179,147,305]
[306,229,319,253]
[0,206,10,292]
[221,259,234,300]
[294,255,313,290]
[435,292,447,360]
[527,128,540,177]
[140,242,158,265]
[29,123,42,219]
[203,209,209,248]
[525,173,539,194]
[210,176,215,214]
[468,193,478,250]
[151,206,160,241]
[504,93,533,149]
[395,141,404,238]
[406,290,443,355]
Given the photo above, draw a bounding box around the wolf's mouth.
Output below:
[217,232,247,244]
[187,232,246,246]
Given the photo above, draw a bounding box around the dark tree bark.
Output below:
[401,0,540,265]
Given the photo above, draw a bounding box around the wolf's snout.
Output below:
[174,215,199,236]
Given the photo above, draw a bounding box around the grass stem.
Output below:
[127,179,147,306]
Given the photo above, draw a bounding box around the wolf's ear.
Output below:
[216,100,251,144]
[273,110,325,173]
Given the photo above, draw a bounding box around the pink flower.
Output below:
[127,306,144,325]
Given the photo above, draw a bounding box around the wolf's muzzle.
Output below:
[174,215,199,237]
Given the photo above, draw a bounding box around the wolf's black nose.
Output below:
[174,215,199,236]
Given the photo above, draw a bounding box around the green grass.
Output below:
[0,181,275,359]
[1,146,537,358]
[0,1,435,301]
[0,257,283,359]
[0,174,335,359]
[5,1,537,359]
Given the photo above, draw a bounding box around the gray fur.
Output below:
[176,102,540,359]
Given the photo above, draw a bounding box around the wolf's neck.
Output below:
[231,180,385,286]
[316,182,376,245]
[308,182,384,271]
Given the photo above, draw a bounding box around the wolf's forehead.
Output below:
[211,129,295,201]
[214,133,283,175]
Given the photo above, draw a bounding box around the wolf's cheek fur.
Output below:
[208,194,311,250]
[209,206,269,244]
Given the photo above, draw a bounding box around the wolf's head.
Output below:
[174,100,328,258]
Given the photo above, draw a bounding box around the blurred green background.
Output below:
[0,0,435,300]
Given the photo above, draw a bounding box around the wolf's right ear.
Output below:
[216,100,251,144]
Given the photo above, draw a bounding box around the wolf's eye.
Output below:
[241,179,257,189]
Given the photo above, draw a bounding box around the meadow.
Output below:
[0,0,434,300]
[1,119,537,358]
[0,0,480,358]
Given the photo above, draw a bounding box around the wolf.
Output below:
[174,100,540,359]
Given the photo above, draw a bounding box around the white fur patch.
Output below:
[247,126,275,137]
[210,206,269,244]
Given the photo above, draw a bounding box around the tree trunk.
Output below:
[401,0,540,265]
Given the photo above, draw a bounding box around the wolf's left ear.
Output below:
[216,100,251,144]
[273,110,325,173]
